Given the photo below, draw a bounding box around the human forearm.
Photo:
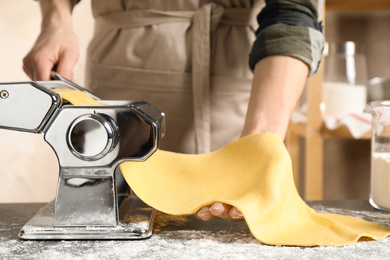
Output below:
[197,55,307,221]
[241,55,308,140]
[38,0,76,29]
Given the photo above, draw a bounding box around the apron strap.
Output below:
[192,3,224,153]
[95,9,194,31]
[94,8,258,31]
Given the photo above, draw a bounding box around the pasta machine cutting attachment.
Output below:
[0,72,165,240]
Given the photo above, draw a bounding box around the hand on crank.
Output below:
[23,1,79,81]
[195,203,244,221]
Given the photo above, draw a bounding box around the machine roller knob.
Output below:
[67,114,118,161]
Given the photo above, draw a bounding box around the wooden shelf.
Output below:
[326,0,390,11]
[288,122,371,140]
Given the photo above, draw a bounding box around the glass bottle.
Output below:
[322,41,368,118]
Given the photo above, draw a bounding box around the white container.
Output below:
[365,101,390,211]
[322,82,367,118]
[371,153,390,210]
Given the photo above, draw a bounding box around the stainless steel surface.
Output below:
[19,193,155,239]
[0,76,165,240]
[67,114,119,161]
[44,103,160,168]
[54,175,117,227]
[0,82,60,132]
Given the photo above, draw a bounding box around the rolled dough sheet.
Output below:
[54,88,105,106]
[56,88,390,246]
[121,133,390,246]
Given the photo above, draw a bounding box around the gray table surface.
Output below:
[1,200,390,260]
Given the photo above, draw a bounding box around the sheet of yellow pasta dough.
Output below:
[54,88,105,106]
[120,133,390,246]
[53,88,390,246]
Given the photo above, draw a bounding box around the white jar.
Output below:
[365,101,390,211]
[322,41,368,118]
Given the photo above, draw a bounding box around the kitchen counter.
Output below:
[1,200,390,259]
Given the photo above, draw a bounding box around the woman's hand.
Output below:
[23,0,79,81]
[195,203,244,221]
[23,25,79,81]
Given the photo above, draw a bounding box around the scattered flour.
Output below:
[2,205,390,259]
[1,234,390,260]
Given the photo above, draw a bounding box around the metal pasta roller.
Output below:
[0,72,165,239]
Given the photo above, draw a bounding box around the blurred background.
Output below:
[0,1,390,202]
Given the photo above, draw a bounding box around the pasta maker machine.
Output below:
[0,72,165,239]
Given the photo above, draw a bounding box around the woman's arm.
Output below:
[241,55,308,139]
[196,55,308,221]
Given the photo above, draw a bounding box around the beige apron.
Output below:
[85,0,264,154]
